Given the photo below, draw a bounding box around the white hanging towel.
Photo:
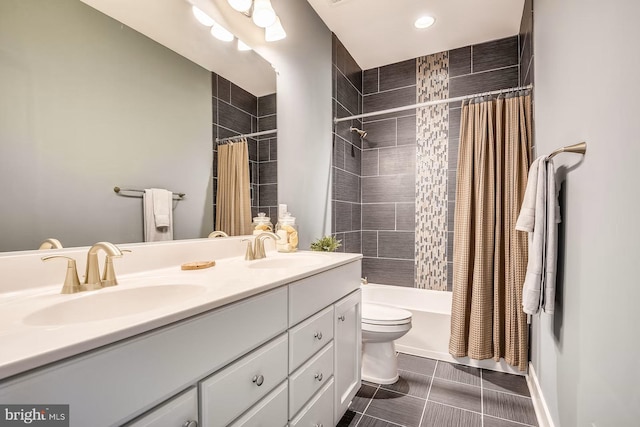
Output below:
[516,156,561,315]
[143,188,174,241]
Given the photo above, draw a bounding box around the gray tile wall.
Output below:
[257,93,278,219]
[211,72,276,225]
[332,35,363,254]
[331,34,526,290]
[519,0,534,87]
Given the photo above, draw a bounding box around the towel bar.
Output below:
[114,187,185,200]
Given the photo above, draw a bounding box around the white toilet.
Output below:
[361,303,412,385]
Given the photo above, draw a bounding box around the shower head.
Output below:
[350,126,367,139]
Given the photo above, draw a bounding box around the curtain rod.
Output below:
[334,84,534,124]
[215,129,277,144]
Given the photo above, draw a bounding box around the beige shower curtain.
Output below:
[215,140,252,236]
[449,94,532,371]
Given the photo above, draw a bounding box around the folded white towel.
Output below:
[152,188,172,228]
[143,189,173,242]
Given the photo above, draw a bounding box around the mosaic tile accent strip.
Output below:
[415,53,449,290]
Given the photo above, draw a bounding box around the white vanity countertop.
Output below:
[0,250,362,381]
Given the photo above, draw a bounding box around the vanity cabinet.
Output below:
[0,259,361,427]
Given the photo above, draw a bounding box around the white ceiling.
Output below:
[80,0,277,97]
[306,0,526,70]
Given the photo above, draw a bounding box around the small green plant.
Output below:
[310,235,342,252]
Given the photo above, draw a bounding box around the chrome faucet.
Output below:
[253,232,280,260]
[84,242,123,290]
[208,231,229,238]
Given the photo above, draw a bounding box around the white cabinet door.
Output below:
[333,289,361,425]
[126,387,198,427]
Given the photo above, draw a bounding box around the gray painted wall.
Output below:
[0,0,212,251]
[255,0,333,250]
[533,1,640,425]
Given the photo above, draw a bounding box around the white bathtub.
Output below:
[361,283,524,375]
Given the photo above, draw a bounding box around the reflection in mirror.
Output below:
[0,0,276,252]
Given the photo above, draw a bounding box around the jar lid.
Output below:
[253,212,271,223]
[278,212,296,225]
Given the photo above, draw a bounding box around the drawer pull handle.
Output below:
[314,331,323,340]
[338,315,345,321]
[182,421,198,427]
[315,373,323,381]
[252,375,264,386]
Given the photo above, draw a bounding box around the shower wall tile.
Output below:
[448,201,456,232]
[472,36,519,73]
[362,150,379,176]
[334,169,361,203]
[258,115,276,132]
[217,76,231,102]
[519,0,534,87]
[362,119,397,149]
[362,257,415,287]
[379,59,417,92]
[219,102,252,135]
[449,66,519,98]
[397,115,417,146]
[259,184,277,207]
[363,86,416,116]
[333,137,346,170]
[211,72,218,97]
[258,93,276,116]
[352,203,362,231]
[363,69,379,94]
[343,231,362,254]
[335,201,353,233]
[448,170,457,201]
[362,231,378,257]
[345,144,362,176]
[396,203,416,230]
[448,137,459,170]
[449,108,461,142]
[379,145,416,176]
[258,162,277,184]
[248,138,257,162]
[449,46,471,77]
[258,140,270,162]
[212,98,218,126]
[337,71,361,116]
[378,231,415,260]
[269,138,277,161]
[230,83,258,116]
[335,36,362,91]
[362,175,415,203]
[362,203,396,230]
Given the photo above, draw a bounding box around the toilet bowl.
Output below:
[361,303,412,385]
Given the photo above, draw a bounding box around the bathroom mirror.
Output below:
[0,0,276,252]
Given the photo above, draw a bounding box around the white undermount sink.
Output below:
[23,285,207,326]
[247,254,325,269]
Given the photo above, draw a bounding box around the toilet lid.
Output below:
[362,303,412,326]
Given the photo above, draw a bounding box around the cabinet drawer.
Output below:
[289,377,334,427]
[200,334,288,427]
[288,261,361,326]
[126,387,197,427]
[229,381,288,427]
[289,342,334,419]
[288,305,334,372]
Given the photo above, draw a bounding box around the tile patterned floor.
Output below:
[338,354,538,427]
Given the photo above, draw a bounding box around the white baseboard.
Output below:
[527,362,555,427]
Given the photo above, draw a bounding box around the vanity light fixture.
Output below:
[252,0,277,28]
[192,5,216,26]
[237,39,252,51]
[265,17,286,42]
[228,0,253,13]
[211,22,235,42]
[414,15,436,29]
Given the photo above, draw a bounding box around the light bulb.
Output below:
[252,0,276,28]
[237,39,252,51]
[211,23,234,42]
[192,5,215,27]
[228,0,252,13]
[414,16,435,29]
[265,17,286,42]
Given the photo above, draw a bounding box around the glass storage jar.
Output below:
[252,212,273,235]
[275,212,298,252]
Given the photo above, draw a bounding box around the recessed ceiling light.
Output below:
[414,15,435,29]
